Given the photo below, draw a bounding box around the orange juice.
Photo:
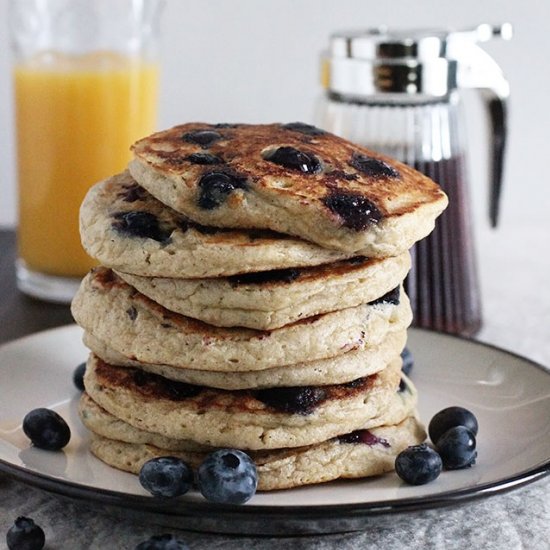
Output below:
[15,52,158,277]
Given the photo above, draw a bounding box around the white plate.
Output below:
[0,325,549,534]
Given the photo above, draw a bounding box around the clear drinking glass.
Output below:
[10,0,164,303]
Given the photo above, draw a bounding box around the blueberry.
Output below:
[347,256,368,265]
[323,191,382,230]
[197,171,247,210]
[23,408,70,451]
[282,122,327,136]
[338,429,390,447]
[254,386,327,415]
[428,406,479,445]
[127,306,138,321]
[181,129,222,148]
[349,153,400,178]
[112,211,171,242]
[139,457,193,498]
[6,517,45,550]
[119,183,147,202]
[73,362,86,391]
[134,533,189,550]
[186,152,223,165]
[395,444,442,485]
[131,369,203,402]
[400,347,414,376]
[263,146,322,174]
[197,449,258,504]
[437,426,477,470]
[370,286,400,306]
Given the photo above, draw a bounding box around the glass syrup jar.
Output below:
[316,24,512,336]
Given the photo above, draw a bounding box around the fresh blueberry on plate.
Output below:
[436,426,477,470]
[400,347,414,376]
[73,362,86,391]
[22,408,70,451]
[197,449,258,504]
[428,406,479,445]
[134,533,190,550]
[6,516,45,550]
[139,457,193,498]
[395,443,442,485]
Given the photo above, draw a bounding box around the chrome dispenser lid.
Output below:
[323,23,512,99]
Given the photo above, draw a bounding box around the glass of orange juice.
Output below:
[10,0,164,302]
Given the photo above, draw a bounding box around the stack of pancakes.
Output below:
[71,122,448,491]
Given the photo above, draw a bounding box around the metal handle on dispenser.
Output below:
[450,23,512,227]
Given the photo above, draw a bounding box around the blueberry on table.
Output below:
[22,408,70,451]
[134,533,190,550]
[139,457,193,498]
[198,449,258,504]
[437,426,477,470]
[400,346,414,376]
[6,516,45,550]
[73,362,86,391]
[395,443,442,485]
[428,406,479,445]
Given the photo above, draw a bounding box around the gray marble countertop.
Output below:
[1,473,549,550]
[1,211,549,550]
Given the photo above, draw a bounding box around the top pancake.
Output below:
[129,122,448,255]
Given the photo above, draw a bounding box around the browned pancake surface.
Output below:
[91,356,381,416]
[132,122,445,222]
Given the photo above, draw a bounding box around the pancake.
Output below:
[84,354,417,450]
[115,252,410,330]
[71,268,412,372]
[129,122,448,255]
[87,415,425,491]
[79,392,212,453]
[80,172,355,278]
[83,329,407,389]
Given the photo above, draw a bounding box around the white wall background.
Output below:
[1,0,549,229]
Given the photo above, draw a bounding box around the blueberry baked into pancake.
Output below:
[80,171,356,278]
[82,355,417,450]
[129,122,447,256]
[72,121,447,495]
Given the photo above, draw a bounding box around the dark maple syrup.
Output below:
[406,157,481,336]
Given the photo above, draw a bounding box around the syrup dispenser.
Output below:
[316,24,512,336]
